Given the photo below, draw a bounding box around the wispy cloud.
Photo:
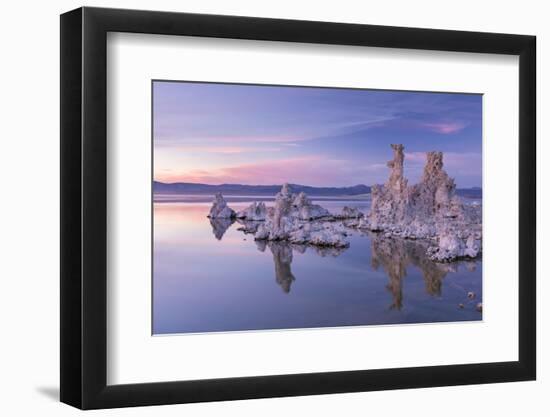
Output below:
[155,134,302,145]
[420,122,466,134]
[155,117,393,146]
[171,145,282,154]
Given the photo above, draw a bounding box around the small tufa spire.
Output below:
[280,183,292,196]
[207,192,236,219]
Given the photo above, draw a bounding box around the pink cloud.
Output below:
[155,156,362,186]
[421,122,466,134]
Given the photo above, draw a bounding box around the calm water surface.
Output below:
[153,197,482,335]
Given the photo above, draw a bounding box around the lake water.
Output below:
[153,197,482,335]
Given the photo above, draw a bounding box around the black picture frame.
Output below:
[60,6,536,410]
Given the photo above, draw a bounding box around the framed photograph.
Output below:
[60,7,536,409]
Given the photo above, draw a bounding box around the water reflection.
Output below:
[370,233,458,309]
[255,240,348,293]
[270,242,296,293]
[208,217,477,309]
[154,202,482,334]
[209,217,235,240]
[204,204,481,313]
[250,229,469,306]
[232,226,459,305]
[312,245,348,257]
[256,240,296,293]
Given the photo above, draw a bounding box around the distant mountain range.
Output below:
[456,187,482,199]
[153,181,371,196]
[154,181,482,198]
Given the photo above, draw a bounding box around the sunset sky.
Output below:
[153,81,482,188]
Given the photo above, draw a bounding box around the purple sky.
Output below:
[153,81,482,188]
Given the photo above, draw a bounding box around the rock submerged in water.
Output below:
[236,201,267,221]
[236,219,261,235]
[291,189,332,220]
[334,206,364,220]
[427,231,482,262]
[253,184,349,248]
[207,192,236,219]
[284,221,350,248]
[205,146,482,262]
[206,183,347,248]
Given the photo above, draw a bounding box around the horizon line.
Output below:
[153,180,482,189]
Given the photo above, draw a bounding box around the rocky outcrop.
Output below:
[369,144,409,231]
[285,221,350,248]
[208,146,480,261]
[235,201,267,221]
[207,193,235,219]
[292,191,332,220]
[366,144,482,262]
[253,184,349,248]
[427,231,482,262]
[236,220,261,235]
[334,206,364,220]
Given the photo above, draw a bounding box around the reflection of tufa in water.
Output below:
[206,205,481,311]
[255,240,295,293]
[209,217,234,240]
[252,229,480,309]
[269,242,295,294]
[255,240,348,293]
[370,233,471,310]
